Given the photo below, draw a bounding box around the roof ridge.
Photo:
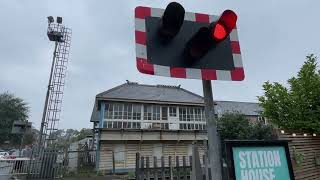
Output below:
[215,100,259,104]
[156,84,181,89]
[96,83,128,97]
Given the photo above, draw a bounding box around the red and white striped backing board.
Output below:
[135,6,245,81]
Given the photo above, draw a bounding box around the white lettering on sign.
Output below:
[238,150,282,180]
[239,150,281,168]
[240,168,276,180]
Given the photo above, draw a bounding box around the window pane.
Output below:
[123,122,127,128]
[186,107,194,122]
[114,103,123,119]
[128,104,132,119]
[153,105,160,120]
[107,121,112,128]
[113,121,117,128]
[201,109,205,121]
[162,107,168,120]
[105,103,113,119]
[144,104,152,120]
[195,108,201,121]
[123,103,133,120]
[118,122,122,129]
[132,122,137,129]
[133,104,141,120]
[179,107,186,121]
[169,107,177,117]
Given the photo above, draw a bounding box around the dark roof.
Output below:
[215,101,262,116]
[90,82,262,122]
[96,82,204,105]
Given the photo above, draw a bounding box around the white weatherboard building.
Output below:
[90,81,263,172]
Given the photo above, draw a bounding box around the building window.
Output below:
[123,122,127,129]
[112,121,122,129]
[137,122,141,129]
[132,122,137,129]
[123,122,131,129]
[169,107,177,117]
[123,104,132,120]
[107,121,112,128]
[201,109,206,121]
[105,103,114,119]
[153,105,161,120]
[187,107,194,122]
[161,107,168,120]
[133,104,141,120]
[113,103,123,119]
[179,107,187,121]
[161,123,169,130]
[194,108,202,121]
[191,124,194,129]
[195,124,199,130]
[144,105,152,120]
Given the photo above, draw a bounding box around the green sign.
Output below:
[232,146,291,180]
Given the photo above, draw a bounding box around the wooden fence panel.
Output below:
[278,130,320,180]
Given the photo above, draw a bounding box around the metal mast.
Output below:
[38,16,72,150]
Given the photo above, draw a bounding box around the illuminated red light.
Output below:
[210,10,237,42]
[212,23,227,40]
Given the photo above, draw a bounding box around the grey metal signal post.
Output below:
[203,80,222,180]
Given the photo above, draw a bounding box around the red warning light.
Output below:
[212,23,227,40]
[211,10,237,42]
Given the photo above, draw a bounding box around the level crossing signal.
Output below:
[134,2,244,81]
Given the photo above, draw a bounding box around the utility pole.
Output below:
[203,80,222,180]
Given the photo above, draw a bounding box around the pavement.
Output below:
[0,175,125,180]
[0,175,127,180]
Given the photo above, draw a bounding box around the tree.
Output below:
[0,92,29,146]
[49,128,92,150]
[258,54,320,132]
[217,113,275,141]
[76,128,92,141]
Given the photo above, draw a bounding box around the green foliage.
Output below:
[258,54,320,132]
[218,113,275,141]
[49,128,92,150]
[0,92,29,146]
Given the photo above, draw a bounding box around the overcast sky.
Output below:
[1,0,319,130]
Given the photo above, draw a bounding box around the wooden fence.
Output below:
[278,130,320,180]
[135,153,207,180]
